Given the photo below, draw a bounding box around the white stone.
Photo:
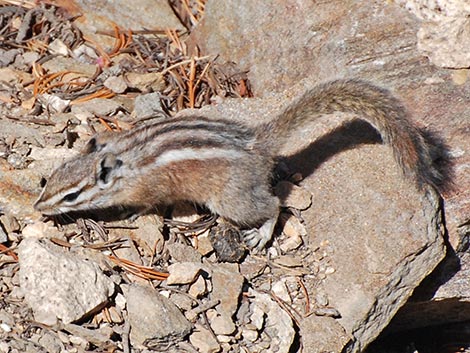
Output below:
[210,315,236,336]
[18,238,115,325]
[272,280,291,304]
[189,275,207,298]
[241,328,258,342]
[189,326,220,353]
[104,76,127,94]
[249,289,295,353]
[397,0,470,68]
[166,262,202,285]
[127,284,192,347]
[48,38,69,56]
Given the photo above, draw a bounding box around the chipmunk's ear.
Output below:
[84,137,99,153]
[96,153,123,188]
[84,137,108,153]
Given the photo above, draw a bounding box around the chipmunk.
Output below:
[34,79,443,250]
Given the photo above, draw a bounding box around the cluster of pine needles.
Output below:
[0,0,251,115]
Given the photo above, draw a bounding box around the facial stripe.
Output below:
[41,178,88,206]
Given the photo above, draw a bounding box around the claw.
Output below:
[242,217,278,251]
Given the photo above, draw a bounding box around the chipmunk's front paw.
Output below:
[242,229,268,252]
[242,217,277,252]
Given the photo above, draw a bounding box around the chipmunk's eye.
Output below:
[40,177,47,188]
[62,190,81,203]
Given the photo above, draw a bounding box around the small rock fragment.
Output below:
[21,96,37,111]
[451,69,469,85]
[279,233,303,252]
[0,223,7,243]
[38,94,71,113]
[115,293,126,310]
[196,231,214,256]
[315,291,329,307]
[210,315,236,335]
[72,44,98,62]
[133,92,164,119]
[189,325,220,353]
[217,335,231,343]
[21,221,64,240]
[280,213,307,236]
[170,292,195,312]
[128,215,165,256]
[272,280,291,303]
[29,146,78,162]
[274,255,303,268]
[104,76,127,94]
[324,266,335,275]
[63,324,114,346]
[38,332,62,353]
[239,256,267,280]
[241,328,258,342]
[71,98,121,116]
[48,38,69,56]
[167,242,202,263]
[21,51,40,65]
[301,316,349,353]
[69,335,88,348]
[274,181,312,210]
[126,283,192,348]
[279,213,306,252]
[107,306,124,324]
[250,289,295,353]
[0,49,20,67]
[126,72,165,92]
[250,304,265,330]
[211,263,244,318]
[312,307,341,318]
[189,275,207,298]
[0,323,11,333]
[167,262,203,285]
[0,214,20,233]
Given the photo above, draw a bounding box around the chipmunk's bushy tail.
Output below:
[257,79,444,190]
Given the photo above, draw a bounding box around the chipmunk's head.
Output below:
[34,152,124,216]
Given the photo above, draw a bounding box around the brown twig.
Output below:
[0,244,18,261]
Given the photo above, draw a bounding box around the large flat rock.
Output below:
[190,0,469,253]
[178,82,446,351]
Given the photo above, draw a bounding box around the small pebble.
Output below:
[242,328,258,342]
[325,267,336,275]
[104,76,127,94]
[166,262,202,285]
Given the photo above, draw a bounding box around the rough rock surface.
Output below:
[301,149,445,353]
[126,283,192,348]
[249,289,296,353]
[210,263,244,319]
[397,0,470,68]
[178,81,447,351]
[190,0,469,255]
[18,238,115,325]
[388,252,470,331]
[73,0,184,47]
